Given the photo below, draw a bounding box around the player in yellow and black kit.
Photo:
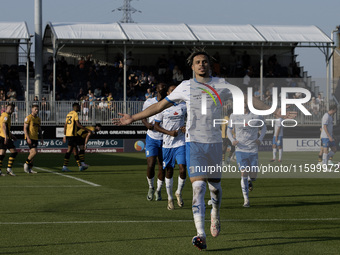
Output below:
[76,123,102,169]
[0,103,18,176]
[62,102,92,172]
[24,104,43,174]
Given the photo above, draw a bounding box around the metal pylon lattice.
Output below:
[112,0,141,23]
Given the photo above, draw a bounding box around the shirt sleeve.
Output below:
[74,112,79,121]
[166,81,189,105]
[154,112,163,123]
[24,116,30,124]
[142,100,150,111]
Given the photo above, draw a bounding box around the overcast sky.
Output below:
[2,0,340,82]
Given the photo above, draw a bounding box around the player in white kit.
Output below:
[142,83,168,201]
[154,85,187,210]
[320,105,337,166]
[271,112,283,162]
[227,101,267,207]
[116,48,287,250]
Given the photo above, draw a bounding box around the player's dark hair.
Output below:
[187,47,213,67]
[73,102,80,108]
[95,123,102,128]
[168,84,177,92]
[6,102,15,108]
[329,104,337,111]
[32,104,39,108]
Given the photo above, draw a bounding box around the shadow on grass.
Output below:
[208,236,340,252]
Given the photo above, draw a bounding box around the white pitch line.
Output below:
[1,218,340,225]
[0,185,90,188]
[33,166,101,187]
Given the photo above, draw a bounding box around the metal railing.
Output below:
[5,100,339,127]
[8,100,144,126]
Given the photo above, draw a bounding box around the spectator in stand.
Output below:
[107,92,113,102]
[77,88,85,101]
[173,66,184,84]
[0,89,5,100]
[316,93,323,104]
[7,87,17,101]
[98,97,108,112]
[139,72,148,87]
[81,96,89,121]
[126,51,134,70]
[78,57,85,70]
[172,65,180,82]
[229,51,237,77]
[33,96,39,103]
[85,55,93,70]
[86,81,93,94]
[309,97,320,118]
[58,56,68,70]
[40,96,51,121]
[101,82,110,97]
[0,104,5,114]
[264,90,272,104]
[242,70,251,89]
[107,93,115,116]
[114,77,123,100]
[127,83,136,101]
[94,86,102,100]
[157,54,168,76]
[88,92,95,111]
[254,86,262,99]
[87,66,97,85]
[145,88,154,100]
[148,72,155,85]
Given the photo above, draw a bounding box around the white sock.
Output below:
[327,151,335,160]
[176,176,186,194]
[322,153,328,165]
[165,177,173,200]
[273,148,277,159]
[208,181,222,217]
[192,180,206,237]
[156,178,164,192]
[147,177,154,189]
[241,177,249,201]
[279,149,283,160]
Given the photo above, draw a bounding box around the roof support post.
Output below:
[326,45,330,111]
[260,46,264,101]
[26,39,32,117]
[34,0,42,100]
[123,44,127,113]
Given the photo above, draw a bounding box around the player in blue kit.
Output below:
[154,85,187,210]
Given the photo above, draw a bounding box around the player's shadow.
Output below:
[252,193,340,199]
[207,236,340,252]
[255,199,340,208]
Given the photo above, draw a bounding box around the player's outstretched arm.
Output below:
[115,99,173,126]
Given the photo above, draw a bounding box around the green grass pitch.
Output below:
[0,152,339,254]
